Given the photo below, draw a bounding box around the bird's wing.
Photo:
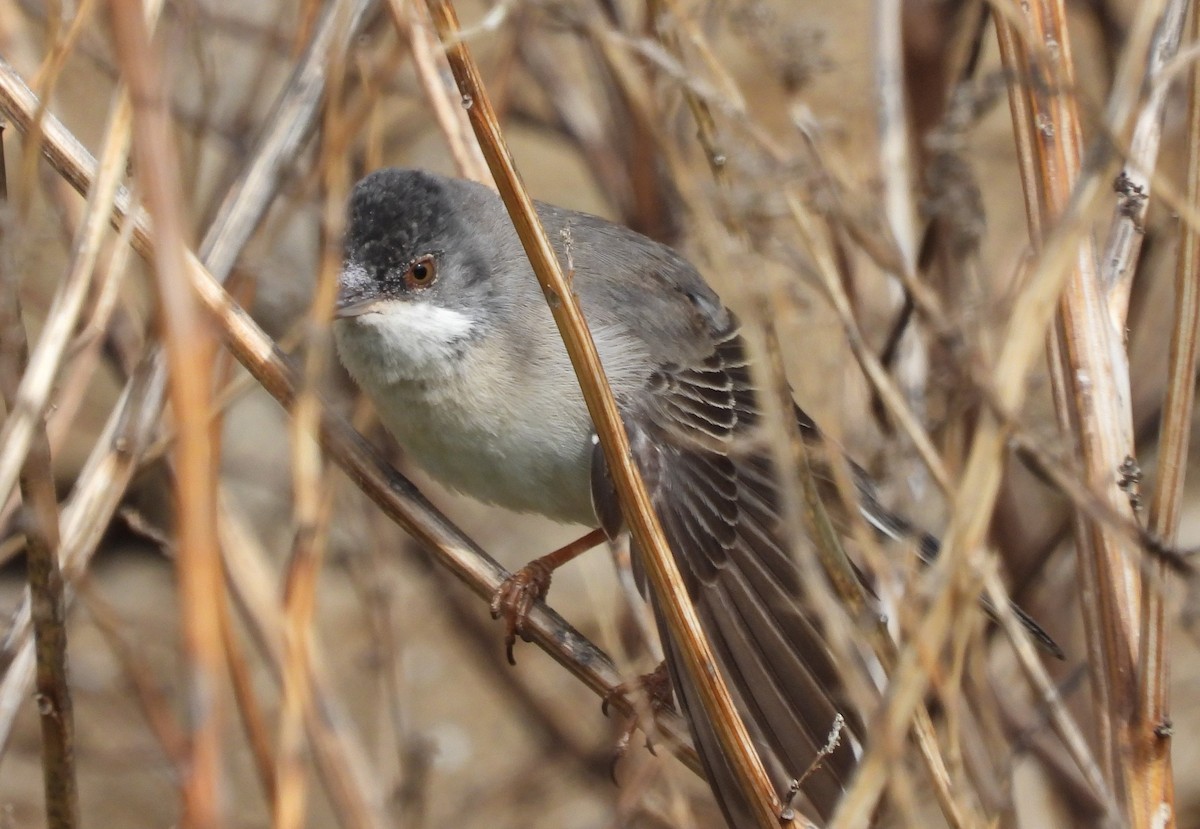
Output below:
[590,315,860,825]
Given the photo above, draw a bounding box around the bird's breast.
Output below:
[338,320,599,526]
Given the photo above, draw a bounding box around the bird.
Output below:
[331,167,1058,826]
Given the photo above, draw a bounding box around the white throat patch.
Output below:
[335,298,477,384]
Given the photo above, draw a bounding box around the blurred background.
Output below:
[0,0,1198,826]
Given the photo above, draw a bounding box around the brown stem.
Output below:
[1134,1,1200,821]
[422,2,790,826]
[0,125,79,829]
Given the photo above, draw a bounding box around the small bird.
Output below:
[332,168,1057,826]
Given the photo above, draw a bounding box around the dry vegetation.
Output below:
[0,0,1198,827]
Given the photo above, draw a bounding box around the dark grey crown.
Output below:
[343,168,458,276]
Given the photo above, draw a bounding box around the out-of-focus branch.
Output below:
[108,2,224,827]
[0,0,378,788]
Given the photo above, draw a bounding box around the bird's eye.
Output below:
[405,255,437,288]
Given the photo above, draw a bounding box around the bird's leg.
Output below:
[490,527,607,664]
[603,661,674,780]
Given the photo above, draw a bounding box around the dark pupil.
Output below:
[412,262,428,281]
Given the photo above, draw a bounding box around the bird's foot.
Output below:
[604,662,674,781]
[490,558,555,665]
[490,527,608,665]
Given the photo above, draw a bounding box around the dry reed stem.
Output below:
[1135,4,1200,823]
[422,1,794,826]
[1099,0,1189,323]
[829,38,1126,829]
[0,47,702,781]
[992,11,1123,800]
[999,1,1171,825]
[108,2,225,827]
[0,129,79,829]
[873,0,929,454]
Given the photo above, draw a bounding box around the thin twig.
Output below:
[0,124,79,829]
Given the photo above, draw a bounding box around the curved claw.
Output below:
[603,662,673,780]
[610,730,631,785]
[490,560,554,665]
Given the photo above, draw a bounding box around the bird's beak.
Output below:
[333,301,374,321]
[335,291,380,319]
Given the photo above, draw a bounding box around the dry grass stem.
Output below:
[1,2,1197,827]
[1134,2,1200,821]
[872,0,929,449]
[423,1,791,826]
[1098,0,1188,323]
[996,3,1178,826]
